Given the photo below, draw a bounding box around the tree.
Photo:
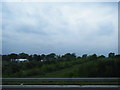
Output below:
[41,54,46,60]
[28,55,33,61]
[62,53,76,61]
[108,52,115,58]
[115,55,120,58]
[2,55,10,61]
[33,54,38,61]
[19,53,29,59]
[9,53,18,61]
[77,56,81,59]
[71,53,76,58]
[32,54,41,61]
[46,53,56,61]
[82,54,87,58]
[89,54,97,60]
[98,55,105,59]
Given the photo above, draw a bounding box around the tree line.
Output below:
[2,52,120,78]
[2,52,116,62]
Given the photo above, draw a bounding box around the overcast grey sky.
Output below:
[2,2,118,56]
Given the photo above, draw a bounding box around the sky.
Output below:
[1,0,120,2]
[2,2,118,56]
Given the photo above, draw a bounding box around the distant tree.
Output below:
[77,56,81,59]
[32,54,41,61]
[2,55,10,61]
[56,55,61,59]
[37,55,42,61]
[9,53,18,61]
[33,54,38,61]
[28,55,33,61]
[62,53,76,61]
[98,55,105,59]
[46,53,56,61]
[108,52,115,58]
[89,54,97,60]
[41,54,46,60]
[71,53,76,58]
[19,53,29,59]
[82,54,87,58]
[115,54,120,58]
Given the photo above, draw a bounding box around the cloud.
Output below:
[2,2,118,56]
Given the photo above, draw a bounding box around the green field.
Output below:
[2,53,120,85]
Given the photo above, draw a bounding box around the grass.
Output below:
[3,81,119,85]
[3,59,120,85]
[29,65,79,78]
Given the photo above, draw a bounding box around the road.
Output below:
[2,85,120,90]
[2,78,119,90]
[2,88,120,90]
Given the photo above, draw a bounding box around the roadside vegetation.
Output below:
[2,52,120,78]
[3,81,119,85]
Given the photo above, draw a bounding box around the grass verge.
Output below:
[3,81,120,85]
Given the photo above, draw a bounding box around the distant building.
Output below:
[40,59,47,62]
[41,60,44,62]
[16,59,28,62]
[11,59,28,62]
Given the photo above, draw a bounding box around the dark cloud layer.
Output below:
[2,2,118,56]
